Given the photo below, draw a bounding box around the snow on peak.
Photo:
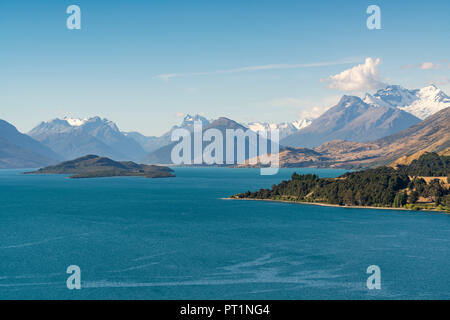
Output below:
[418,84,445,101]
[363,94,392,108]
[292,119,313,130]
[63,117,87,127]
[364,84,450,119]
[372,85,418,107]
[398,85,450,119]
[181,114,210,127]
[246,119,312,139]
[49,116,120,132]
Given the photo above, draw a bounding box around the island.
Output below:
[24,155,175,179]
[231,152,450,212]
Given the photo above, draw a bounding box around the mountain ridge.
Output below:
[145,117,276,165]
[124,114,211,153]
[29,117,147,162]
[281,95,421,148]
[0,119,62,168]
[271,107,450,168]
[364,84,450,119]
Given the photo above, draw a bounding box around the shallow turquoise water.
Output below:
[0,167,449,300]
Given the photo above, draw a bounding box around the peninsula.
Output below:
[231,152,450,212]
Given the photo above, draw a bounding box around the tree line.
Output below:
[233,152,450,211]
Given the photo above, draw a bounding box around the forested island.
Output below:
[231,153,450,212]
[25,155,175,179]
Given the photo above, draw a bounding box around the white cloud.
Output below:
[322,57,386,92]
[419,62,441,70]
[155,59,360,82]
[401,61,445,70]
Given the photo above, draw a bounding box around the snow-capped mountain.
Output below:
[64,117,88,127]
[179,114,210,129]
[281,95,421,148]
[146,117,272,164]
[365,85,418,108]
[364,85,450,119]
[292,119,313,130]
[124,114,211,153]
[399,85,450,120]
[246,119,312,140]
[29,117,146,161]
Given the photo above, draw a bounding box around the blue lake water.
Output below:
[0,167,449,300]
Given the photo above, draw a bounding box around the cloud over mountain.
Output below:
[323,58,386,92]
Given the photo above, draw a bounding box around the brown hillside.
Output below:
[315,107,450,168]
[240,108,449,169]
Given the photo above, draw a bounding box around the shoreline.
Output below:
[224,197,447,214]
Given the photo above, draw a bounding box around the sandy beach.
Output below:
[224,197,447,213]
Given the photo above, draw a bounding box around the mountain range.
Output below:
[364,85,450,120]
[124,114,211,153]
[0,84,448,169]
[125,114,310,153]
[246,119,312,140]
[267,106,450,169]
[280,84,449,148]
[145,117,276,165]
[28,117,147,162]
[281,95,421,148]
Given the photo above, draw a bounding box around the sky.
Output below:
[0,0,449,136]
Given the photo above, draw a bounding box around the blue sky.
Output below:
[1,0,449,136]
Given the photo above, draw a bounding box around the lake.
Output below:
[0,167,449,299]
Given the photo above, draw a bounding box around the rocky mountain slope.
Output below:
[256,107,450,169]
[145,117,276,165]
[365,85,450,119]
[246,119,312,140]
[281,95,421,148]
[0,119,61,168]
[125,114,210,153]
[281,84,449,149]
[29,117,146,162]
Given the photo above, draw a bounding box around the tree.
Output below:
[344,189,355,206]
[394,192,408,208]
[401,191,408,207]
[234,155,449,210]
[408,191,419,204]
[444,195,450,213]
